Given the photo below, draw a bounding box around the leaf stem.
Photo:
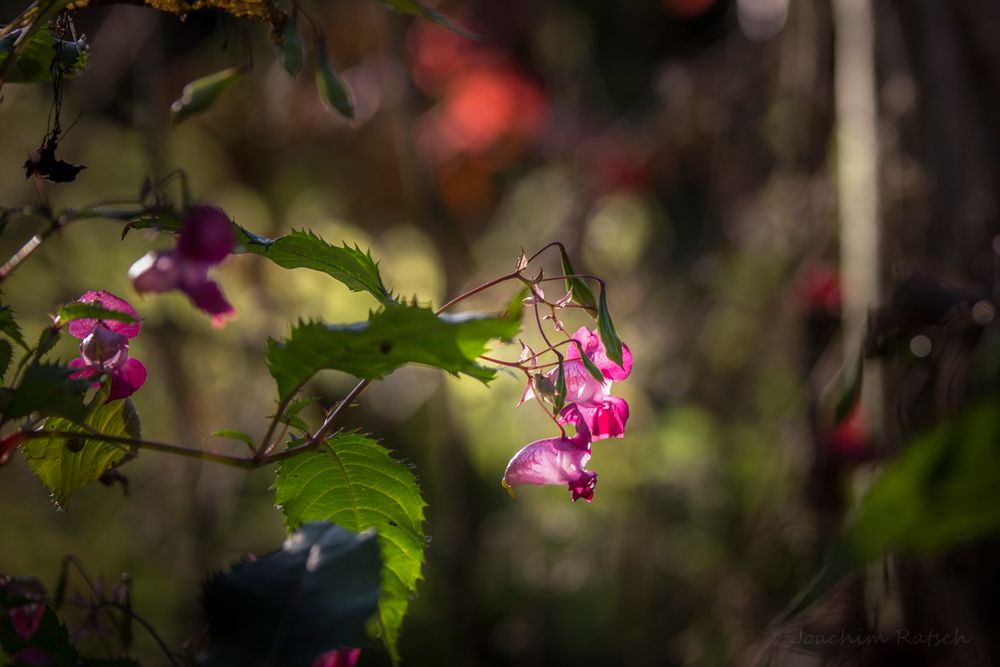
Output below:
[22,429,254,468]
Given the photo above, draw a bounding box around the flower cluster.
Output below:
[503,326,633,502]
[68,290,147,401]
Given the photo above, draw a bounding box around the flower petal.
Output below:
[129,250,183,294]
[178,205,235,264]
[108,358,147,401]
[10,603,44,640]
[311,648,361,667]
[502,435,597,502]
[181,279,236,327]
[565,395,629,441]
[67,290,141,339]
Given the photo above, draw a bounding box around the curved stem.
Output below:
[98,602,180,667]
[21,429,253,469]
[435,270,521,313]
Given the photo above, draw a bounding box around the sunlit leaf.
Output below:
[201,521,381,667]
[56,303,137,327]
[274,434,425,662]
[553,358,566,412]
[170,67,244,124]
[266,304,520,402]
[597,286,624,366]
[23,399,140,508]
[315,39,354,119]
[237,228,394,306]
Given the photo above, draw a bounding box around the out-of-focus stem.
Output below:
[833,0,883,433]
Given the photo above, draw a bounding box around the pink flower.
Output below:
[9,602,44,640]
[67,291,146,401]
[312,648,360,667]
[129,205,236,327]
[503,405,597,502]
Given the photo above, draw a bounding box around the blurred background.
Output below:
[3,0,1000,665]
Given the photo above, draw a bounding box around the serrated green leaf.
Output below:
[0,339,11,382]
[0,305,27,350]
[279,19,303,77]
[23,399,140,508]
[597,286,624,366]
[267,304,520,402]
[2,363,89,421]
[237,228,394,306]
[170,66,244,124]
[377,0,476,37]
[559,247,597,313]
[315,39,354,119]
[201,521,380,667]
[0,25,87,84]
[57,302,137,327]
[274,434,426,662]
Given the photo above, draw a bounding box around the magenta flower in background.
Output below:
[67,290,146,401]
[128,205,236,327]
[503,405,598,502]
[311,648,361,667]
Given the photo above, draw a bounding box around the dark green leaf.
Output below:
[120,212,183,240]
[377,0,477,37]
[574,341,605,382]
[171,67,244,124]
[57,303,137,327]
[200,521,381,667]
[274,434,425,662]
[266,304,520,402]
[0,339,11,382]
[279,19,303,77]
[597,286,624,366]
[315,39,354,120]
[0,306,27,350]
[0,25,87,84]
[23,399,140,508]
[559,247,597,313]
[237,229,394,306]
[501,286,529,323]
[2,363,89,422]
[553,359,566,412]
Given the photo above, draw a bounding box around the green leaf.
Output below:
[120,212,183,240]
[170,66,244,124]
[274,434,426,662]
[819,352,863,429]
[0,305,27,350]
[553,358,566,412]
[559,247,597,313]
[237,228,394,306]
[501,286,529,322]
[211,429,255,450]
[57,302,137,327]
[201,521,381,667]
[279,19,303,77]
[597,286,624,367]
[847,401,1000,556]
[2,363,90,422]
[23,399,140,508]
[0,25,87,84]
[267,304,520,402]
[0,339,11,382]
[377,0,476,37]
[276,396,321,433]
[315,38,354,119]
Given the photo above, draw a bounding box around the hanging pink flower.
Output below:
[128,205,236,327]
[311,648,360,667]
[67,290,146,401]
[9,602,44,640]
[502,405,597,502]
